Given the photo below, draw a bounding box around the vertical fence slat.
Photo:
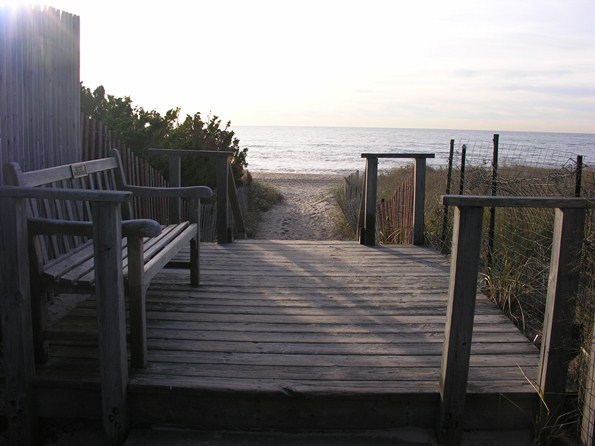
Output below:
[1,7,80,443]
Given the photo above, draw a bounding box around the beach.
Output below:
[250,172,349,240]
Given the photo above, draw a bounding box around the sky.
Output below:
[4,0,595,133]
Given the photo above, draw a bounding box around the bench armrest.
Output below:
[29,217,162,238]
[121,184,213,200]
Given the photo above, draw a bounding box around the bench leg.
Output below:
[128,237,147,368]
[189,198,200,286]
[29,239,49,364]
[30,288,49,364]
[190,238,199,286]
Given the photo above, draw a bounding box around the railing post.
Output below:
[149,149,239,242]
[227,163,246,238]
[167,153,182,223]
[537,207,586,438]
[216,155,231,243]
[413,157,427,245]
[359,153,434,246]
[437,205,484,446]
[360,155,378,246]
[90,201,130,445]
[0,195,38,445]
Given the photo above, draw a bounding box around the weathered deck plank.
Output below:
[37,240,539,431]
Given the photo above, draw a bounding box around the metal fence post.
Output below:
[441,139,455,251]
[487,134,499,271]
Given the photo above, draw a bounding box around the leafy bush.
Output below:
[80,84,248,188]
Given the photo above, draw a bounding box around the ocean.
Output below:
[234,126,595,175]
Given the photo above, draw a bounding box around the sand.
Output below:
[250,172,348,240]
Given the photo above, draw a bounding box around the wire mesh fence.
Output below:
[439,137,594,443]
[335,135,594,442]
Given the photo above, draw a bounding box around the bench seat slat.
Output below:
[144,224,197,282]
[42,223,194,287]
[60,224,181,285]
[73,222,188,285]
[138,224,188,264]
[43,238,94,272]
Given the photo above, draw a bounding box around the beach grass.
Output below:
[243,181,284,237]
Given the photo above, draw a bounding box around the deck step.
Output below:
[123,427,534,446]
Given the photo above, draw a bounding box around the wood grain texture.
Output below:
[39,241,539,432]
[90,201,129,444]
[438,206,484,445]
[442,195,590,209]
[413,157,426,245]
[538,207,586,433]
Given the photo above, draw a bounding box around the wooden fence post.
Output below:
[437,205,484,446]
[537,207,586,437]
[359,153,434,246]
[0,195,38,446]
[167,153,182,223]
[360,155,378,246]
[90,201,130,445]
[227,163,246,238]
[412,157,427,245]
[216,155,231,243]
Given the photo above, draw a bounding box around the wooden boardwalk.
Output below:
[37,240,539,431]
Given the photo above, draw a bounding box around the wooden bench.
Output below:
[4,149,213,368]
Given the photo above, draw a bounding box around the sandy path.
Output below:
[251,173,346,240]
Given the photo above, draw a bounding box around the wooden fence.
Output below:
[1,7,80,444]
[339,160,426,246]
[81,115,170,223]
[0,6,80,183]
[377,172,414,244]
[81,116,229,241]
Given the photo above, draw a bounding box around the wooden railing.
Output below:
[358,153,435,246]
[438,195,592,446]
[148,149,246,243]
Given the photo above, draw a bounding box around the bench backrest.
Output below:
[4,155,129,263]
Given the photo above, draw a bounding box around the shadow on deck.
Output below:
[37,240,539,434]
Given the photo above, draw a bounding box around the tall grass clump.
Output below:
[243,181,284,237]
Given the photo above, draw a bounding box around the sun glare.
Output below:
[0,0,34,9]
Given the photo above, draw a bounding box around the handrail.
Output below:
[438,195,593,446]
[358,153,435,246]
[148,149,246,243]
